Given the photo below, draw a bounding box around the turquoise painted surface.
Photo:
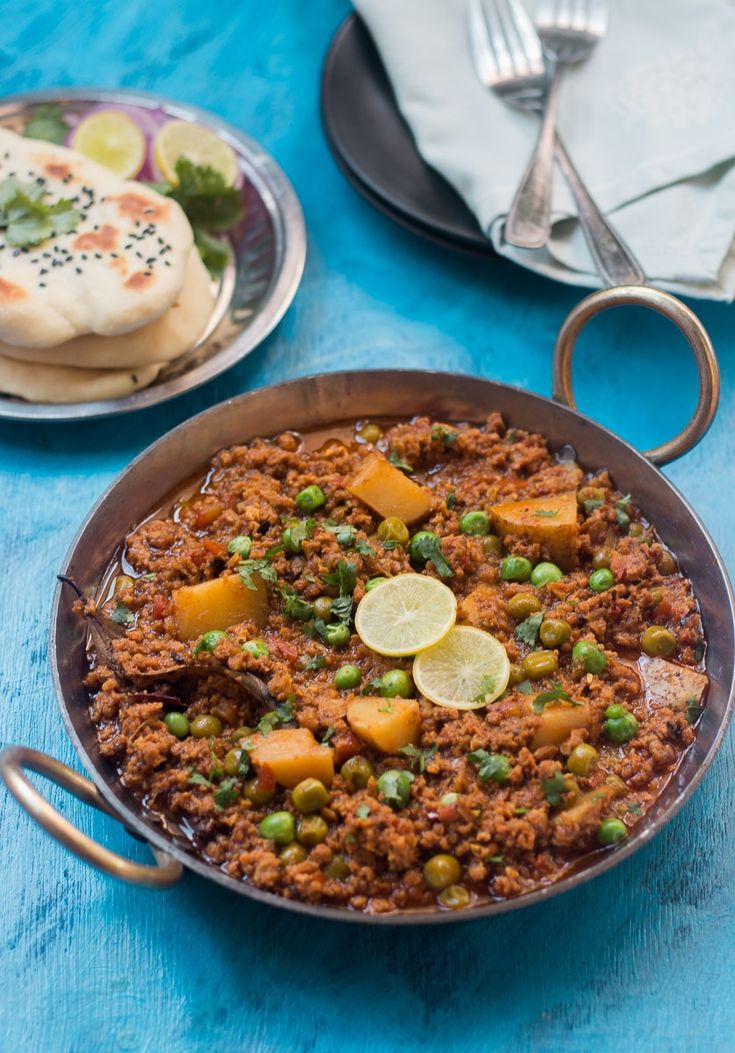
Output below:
[1,3,734,1051]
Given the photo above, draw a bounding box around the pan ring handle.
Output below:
[552,285,719,466]
[0,746,182,888]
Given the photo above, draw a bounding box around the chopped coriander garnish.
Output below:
[615,493,632,532]
[466,749,511,784]
[110,601,134,626]
[409,531,454,578]
[445,492,457,509]
[583,498,604,514]
[356,803,371,819]
[626,801,643,815]
[188,770,213,788]
[686,698,705,724]
[24,103,70,145]
[362,676,385,695]
[257,698,295,736]
[471,674,497,707]
[431,425,459,449]
[238,557,278,591]
[542,771,568,807]
[487,854,505,864]
[280,586,314,621]
[321,725,335,745]
[532,683,577,713]
[517,680,534,695]
[213,777,239,810]
[322,559,357,596]
[534,509,559,518]
[388,450,414,473]
[0,176,80,248]
[304,654,327,671]
[515,611,544,647]
[398,743,438,773]
[377,769,415,810]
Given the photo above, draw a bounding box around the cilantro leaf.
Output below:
[487,854,505,864]
[583,498,604,514]
[517,680,534,695]
[361,676,385,695]
[330,594,354,626]
[238,558,278,591]
[542,771,569,807]
[445,492,457,509]
[322,559,357,596]
[356,803,371,819]
[213,777,239,810]
[24,103,70,145]
[531,684,577,714]
[377,769,415,810]
[188,770,213,788]
[615,493,632,532]
[381,539,401,551]
[0,177,81,248]
[170,157,242,230]
[110,601,134,626]
[410,532,453,579]
[193,226,230,276]
[398,743,438,773]
[325,522,357,548]
[466,749,511,784]
[515,611,544,647]
[431,425,459,450]
[534,509,559,518]
[626,801,642,815]
[356,538,375,557]
[471,675,497,707]
[321,725,335,745]
[257,698,295,736]
[303,654,327,670]
[388,450,413,473]
[280,586,314,621]
[686,698,705,724]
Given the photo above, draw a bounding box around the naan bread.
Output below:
[0,249,214,368]
[0,354,163,403]
[0,127,193,349]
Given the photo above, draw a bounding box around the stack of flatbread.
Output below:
[0,127,215,403]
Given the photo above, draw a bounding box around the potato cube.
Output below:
[250,728,334,788]
[490,490,578,569]
[347,452,432,524]
[530,701,592,749]
[639,655,708,714]
[173,573,267,641]
[347,697,421,753]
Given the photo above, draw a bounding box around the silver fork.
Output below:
[468,0,645,286]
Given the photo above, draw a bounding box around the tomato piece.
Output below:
[333,730,362,766]
[203,538,228,560]
[273,639,299,663]
[152,594,169,619]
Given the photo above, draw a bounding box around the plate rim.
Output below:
[0,86,307,422]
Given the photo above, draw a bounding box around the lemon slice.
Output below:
[153,120,238,186]
[354,574,457,657]
[413,625,510,710]
[71,111,146,178]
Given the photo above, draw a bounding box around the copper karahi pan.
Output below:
[2,286,732,924]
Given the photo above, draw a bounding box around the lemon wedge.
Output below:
[71,111,146,179]
[412,625,510,710]
[354,574,457,658]
[153,120,238,186]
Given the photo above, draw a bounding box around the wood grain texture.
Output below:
[1,2,735,1051]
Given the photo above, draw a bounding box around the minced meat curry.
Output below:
[83,414,708,914]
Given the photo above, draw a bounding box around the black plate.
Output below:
[320,14,496,256]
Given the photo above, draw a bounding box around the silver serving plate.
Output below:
[1,287,733,924]
[0,88,306,421]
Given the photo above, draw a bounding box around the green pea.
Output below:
[243,778,275,806]
[603,704,638,743]
[232,726,255,742]
[227,535,252,558]
[591,548,612,570]
[438,884,471,909]
[341,756,373,789]
[500,556,533,582]
[114,574,134,594]
[325,854,349,880]
[589,568,615,593]
[572,639,607,674]
[313,596,334,621]
[507,663,525,686]
[641,625,676,657]
[243,639,269,658]
[292,778,330,814]
[658,551,677,576]
[296,814,329,847]
[190,714,223,738]
[380,669,413,698]
[365,577,387,591]
[377,517,409,545]
[335,664,361,690]
[539,618,572,649]
[409,530,440,564]
[482,535,503,556]
[567,743,598,777]
[357,423,382,444]
[629,523,645,538]
[295,485,326,513]
[193,629,225,655]
[423,853,461,891]
[223,749,244,777]
[279,842,308,865]
[440,792,459,806]
[530,562,563,587]
[324,623,350,647]
[522,650,558,679]
[597,818,627,845]
[460,511,490,536]
[164,712,189,739]
[259,811,296,844]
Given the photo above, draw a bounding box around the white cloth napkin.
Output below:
[353,0,735,300]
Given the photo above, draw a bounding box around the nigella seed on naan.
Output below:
[0,127,193,349]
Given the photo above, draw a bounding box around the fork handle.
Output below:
[554,134,647,287]
[504,69,561,249]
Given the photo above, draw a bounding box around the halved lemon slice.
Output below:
[153,120,238,186]
[413,625,510,710]
[71,111,146,178]
[354,574,457,658]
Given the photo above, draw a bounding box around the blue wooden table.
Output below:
[2,3,734,1051]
